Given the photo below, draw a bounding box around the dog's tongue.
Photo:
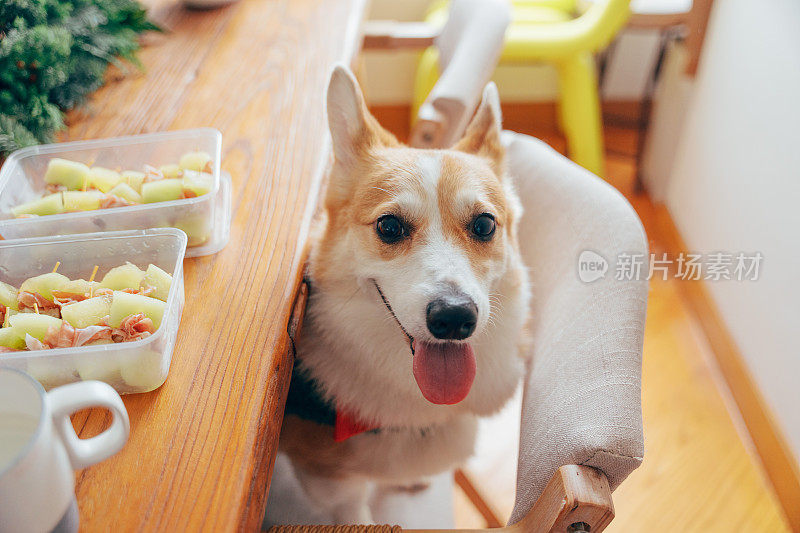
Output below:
[412,341,476,405]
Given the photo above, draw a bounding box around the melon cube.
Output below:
[0,281,19,310]
[89,167,122,193]
[109,291,166,330]
[77,353,121,383]
[174,215,211,247]
[179,151,212,172]
[141,264,172,302]
[0,327,24,350]
[141,179,183,204]
[182,170,213,197]
[10,313,62,341]
[20,272,70,301]
[121,171,146,193]
[63,191,104,212]
[109,183,142,204]
[12,194,65,217]
[121,350,166,390]
[25,359,74,389]
[57,279,99,297]
[44,158,91,190]
[159,164,183,180]
[60,295,112,329]
[99,263,145,291]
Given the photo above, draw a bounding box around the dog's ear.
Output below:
[454,83,504,173]
[327,65,397,166]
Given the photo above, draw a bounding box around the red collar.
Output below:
[334,409,380,442]
[285,356,379,442]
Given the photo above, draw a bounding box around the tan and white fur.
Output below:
[279,66,531,524]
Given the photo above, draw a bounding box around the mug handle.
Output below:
[48,381,130,470]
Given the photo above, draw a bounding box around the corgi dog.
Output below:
[277,66,531,524]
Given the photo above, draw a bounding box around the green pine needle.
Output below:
[0,0,160,158]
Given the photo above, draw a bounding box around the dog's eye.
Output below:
[471,214,496,241]
[376,214,406,243]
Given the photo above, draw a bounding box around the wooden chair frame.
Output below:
[267,464,613,533]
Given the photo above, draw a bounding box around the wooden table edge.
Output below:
[238,2,368,529]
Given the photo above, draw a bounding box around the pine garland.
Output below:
[0,0,159,157]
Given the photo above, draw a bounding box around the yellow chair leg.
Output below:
[556,52,605,176]
[412,47,440,126]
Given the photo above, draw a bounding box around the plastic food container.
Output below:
[0,229,186,394]
[0,129,230,258]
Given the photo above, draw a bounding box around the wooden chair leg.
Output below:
[454,468,503,528]
[508,465,614,533]
[267,465,614,533]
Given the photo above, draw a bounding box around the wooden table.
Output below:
[65,0,366,530]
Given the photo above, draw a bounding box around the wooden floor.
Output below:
[371,107,791,532]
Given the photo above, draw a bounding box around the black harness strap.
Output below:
[371,279,415,355]
[284,359,336,427]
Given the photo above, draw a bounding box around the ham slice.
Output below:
[137,285,156,298]
[46,183,68,194]
[51,290,90,307]
[25,334,48,351]
[111,313,155,343]
[144,165,163,182]
[52,287,148,307]
[80,288,154,299]
[18,291,58,311]
[11,313,154,352]
[100,194,131,209]
[17,292,61,317]
[114,286,155,297]
[42,323,113,349]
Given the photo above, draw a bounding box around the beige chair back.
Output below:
[410,0,511,149]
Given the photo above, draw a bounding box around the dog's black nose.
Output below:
[426,297,478,340]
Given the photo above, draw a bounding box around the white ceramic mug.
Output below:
[0,368,130,533]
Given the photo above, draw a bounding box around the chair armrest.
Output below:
[510,465,613,533]
[502,132,648,525]
[411,0,510,148]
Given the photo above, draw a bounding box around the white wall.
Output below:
[666,0,800,458]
